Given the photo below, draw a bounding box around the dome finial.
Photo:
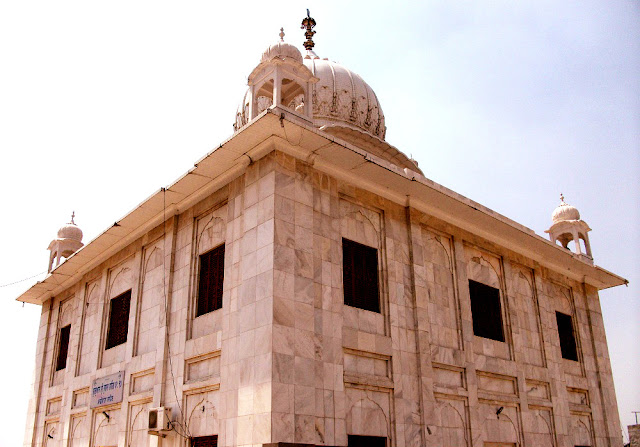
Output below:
[301,9,317,50]
[70,211,76,225]
[546,193,593,261]
[279,27,285,42]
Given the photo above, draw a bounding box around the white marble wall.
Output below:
[24,149,622,447]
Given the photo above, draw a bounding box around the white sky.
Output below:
[0,1,638,446]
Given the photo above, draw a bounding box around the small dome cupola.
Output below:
[551,196,581,223]
[545,194,594,263]
[48,212,84,272]
[235,27,318,131]
[261,29,303,64]
[57,220,83,242]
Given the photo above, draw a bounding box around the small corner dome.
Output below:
[57,214,83,242]
[261,29,303,64]
[552,195,580,224]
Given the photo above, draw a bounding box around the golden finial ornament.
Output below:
[279,27,285,42]
[301,9,316,50]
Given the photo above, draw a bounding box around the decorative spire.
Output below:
[301,9,316,50]
[559,193,567,205]
[70,211,76,225]
[279,27,285,42]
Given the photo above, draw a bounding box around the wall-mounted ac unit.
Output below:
[148,407,172,434]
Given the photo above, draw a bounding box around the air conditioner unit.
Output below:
[148,407,172,434]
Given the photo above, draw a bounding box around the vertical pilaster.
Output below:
[25,299,54,447]
[582,282,621,447]
[404,206,430,446]
[452,238,479,447]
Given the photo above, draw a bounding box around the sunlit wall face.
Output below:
[1,2,638,446]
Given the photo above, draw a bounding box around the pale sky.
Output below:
[0,1,638,446]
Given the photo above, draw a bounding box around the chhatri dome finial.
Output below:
[279,27,285,42]
[47,212,84,272]
[301,9,316,50]
[546,193,593,262]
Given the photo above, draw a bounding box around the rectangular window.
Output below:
[105,290,131,349]
[55,324,71,371]
[342,238,380,313]
[469,279,505,342]
[196,244,225,317]
[191,435,218,447]
[556,311,578,361]
[348,435,386,447]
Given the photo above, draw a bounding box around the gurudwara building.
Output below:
[19,14,627,447]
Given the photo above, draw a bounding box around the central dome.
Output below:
[303,55,386,140]
[234,20,422,174]
[235,30,386,142]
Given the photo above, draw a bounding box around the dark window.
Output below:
[348,435,386,447]
[196,245,225,317]
[469,279,505,342]
[556,311,578,361]
[105,290,131,349]
[191,435,218,447]
[342,238,380,313]
[55,324,71,371]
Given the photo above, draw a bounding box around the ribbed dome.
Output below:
[552,196,580,224]
[303,56,386,140]
[57,216,83,242]
[261,30,303,64]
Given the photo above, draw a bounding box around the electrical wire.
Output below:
[161,187,192,439]
[169,420,192,440]
[281,116,304,147]
[0,271,47,287]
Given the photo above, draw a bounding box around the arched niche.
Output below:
[346,397,388,438]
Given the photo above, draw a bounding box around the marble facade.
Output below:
[19,20,625,447]
[21,144,623,446]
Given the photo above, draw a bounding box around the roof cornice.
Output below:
[16,107,627,304]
